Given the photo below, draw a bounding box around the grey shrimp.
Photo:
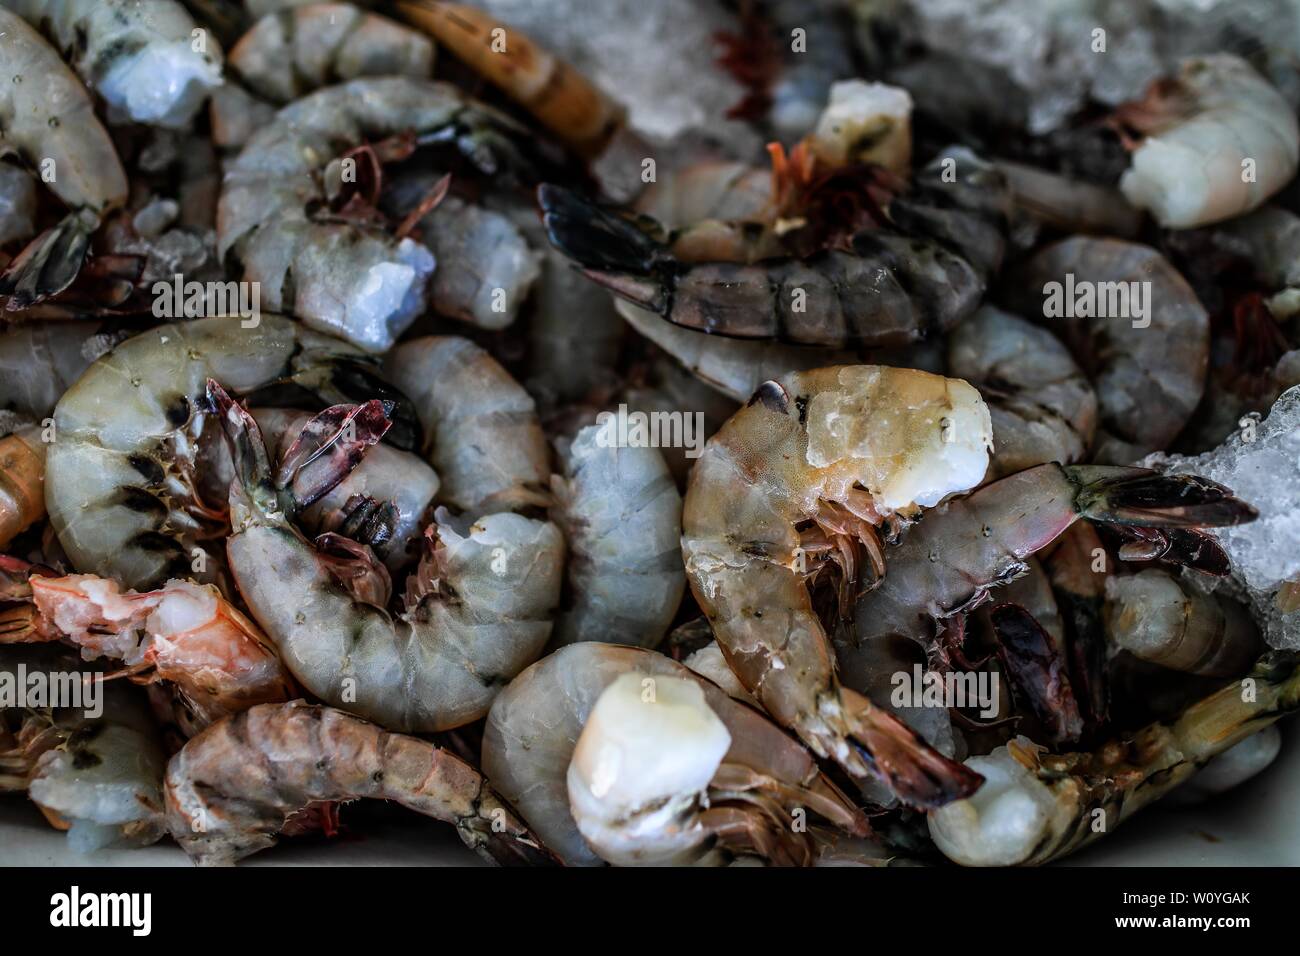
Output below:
[210,382,564,733]
[1104,569,1263,678]
[212,3,435,150]
[0,9,127,305]
[1,648,168,852]
[45,316,409,591]
[1004,237,1210,464]
[844,464,1257,738]
[683,364,994,806]
[383,335,551,514]
[1,0,223,128]
[947,305,1098,480]
[539,149,1011,348]
[548,422,684,648]
[217,76,532,351]
[482,643,871,866]
[929,652,1300,865]
[1116,55,1299,229]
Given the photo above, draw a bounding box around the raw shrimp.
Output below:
[425,197,542,328]
[947,305,1097,479]
[540,148,1010,348]
[217,76,534,351]
[164,700,554,866]
[211,383,564,732]
[251,407,440,570]
[682,365,994,806]
[212,3,434,149]
[1104,569,1263,678]
[228,3,433,104]
[928,651,1300,865]
[45,316,409,591]
[382,336,550,514]
[8,573,295,732]
[0,425,46,548]
[1,648,169,851]
[845,463,1259,688]
[1004,237,1210,464]
[2,0,223,128]
[1116,55,1299,229]
[394,0,625,157]
[482,643,871,866]
[548,423,683,648]
[0,9,127,305]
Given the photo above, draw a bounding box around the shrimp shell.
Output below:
[1004,238,1209,464]
[548,423,684,648]
[4,0,223,129]
[164,700,554,866]
[394,0,625,156]
[382,336,550,514]
[228,3,435,104]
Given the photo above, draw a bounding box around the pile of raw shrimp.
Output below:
[2,0,1299,869]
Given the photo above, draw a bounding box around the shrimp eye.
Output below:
[749,380,790,415]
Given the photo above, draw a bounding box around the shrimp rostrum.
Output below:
[682,364,994,807]
[165,700,554,866]
[209,381,565,733]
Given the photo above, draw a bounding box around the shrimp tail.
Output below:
[457,788,562,867]
[1099,525,1233,575]
[207,379,284,527]
[245,358,423,453]
[274,401,392,508]
[841,688,985,808]
[1066,465,1259,528]
[0,214,93,308]
[537,183,671,310]
[209,379,393,525]
[989,604,1084,745]
[332,494,400,550]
